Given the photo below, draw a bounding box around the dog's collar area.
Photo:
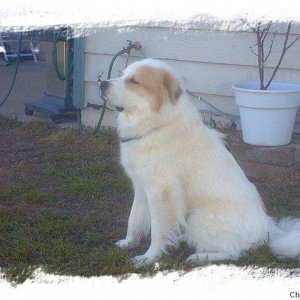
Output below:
[119,127,160,143]
[119,135,143,143]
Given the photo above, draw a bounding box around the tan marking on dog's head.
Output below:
[124,65,182,112]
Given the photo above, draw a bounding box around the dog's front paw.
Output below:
[132,254,158,266]
[186,253,208,264]
[115,239,135,249]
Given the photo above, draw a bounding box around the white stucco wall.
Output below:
[81,23,300,130]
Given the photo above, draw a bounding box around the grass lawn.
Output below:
[0,116,299,285]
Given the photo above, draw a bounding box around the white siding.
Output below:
[82,25,300,128]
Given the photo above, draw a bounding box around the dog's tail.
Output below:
[269,217,300,261]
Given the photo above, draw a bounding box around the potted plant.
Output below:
[233,21,300,146]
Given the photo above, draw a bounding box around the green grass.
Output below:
[0,182,37,203]
[0,115,22,129]
[21,120,56,133]
[22,191,56,204]
[0,117,299,285]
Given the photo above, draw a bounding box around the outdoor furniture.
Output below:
[0,32,38,63]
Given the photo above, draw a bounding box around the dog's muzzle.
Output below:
[100,80,124,112]
[100,80,110,101]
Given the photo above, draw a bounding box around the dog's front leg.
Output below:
[133,187,179,265]
[116,185,150,249]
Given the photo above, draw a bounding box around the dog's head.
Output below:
[100,59,183,115]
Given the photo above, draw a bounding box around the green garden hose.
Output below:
[52,29,73,110]
[0,32,23,108]
[92,41,138,134]
[52,30,73,81]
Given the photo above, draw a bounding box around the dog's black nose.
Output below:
[100,80,110,101]
[100,80,110,91]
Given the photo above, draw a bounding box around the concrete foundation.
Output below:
[229,137,300,179]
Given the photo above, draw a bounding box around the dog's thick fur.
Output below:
[100,58,300,265]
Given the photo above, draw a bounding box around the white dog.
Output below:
[100,58,300,265]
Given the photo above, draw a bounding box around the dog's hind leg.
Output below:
[116,184,150,249]
[186,252,238,264]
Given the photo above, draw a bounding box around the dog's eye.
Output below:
[129,77,139,84]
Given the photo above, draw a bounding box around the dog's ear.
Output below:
[163,71,182,105]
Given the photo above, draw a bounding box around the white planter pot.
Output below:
[233,82,300,146]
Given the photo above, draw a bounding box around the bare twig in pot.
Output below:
[243,20,299,90]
